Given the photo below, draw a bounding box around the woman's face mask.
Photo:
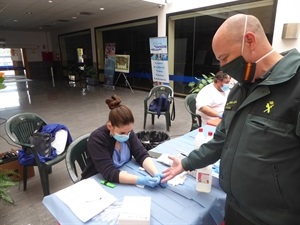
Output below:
[109,123,133,143]
[113,132,130,142]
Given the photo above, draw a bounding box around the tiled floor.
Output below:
[0,76,191,225]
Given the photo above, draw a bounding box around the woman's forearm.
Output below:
[142,157,158,176]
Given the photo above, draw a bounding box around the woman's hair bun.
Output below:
[106,95,121,110]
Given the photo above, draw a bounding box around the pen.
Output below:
[100,180,116,188]
[85,197,102,203]
[180,152,187,157]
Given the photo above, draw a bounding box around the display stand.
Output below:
[114,72,134,94]
[113,54,134,94]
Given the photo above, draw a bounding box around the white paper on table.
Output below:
[167,171,187,186]
[55,178,117,222]
[156,153,185,167]
[51,129,68,155]
[156,153,173,166]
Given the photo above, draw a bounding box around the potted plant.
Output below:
[0,169,19,205]
[85,66,99,85]
[67,64,82,81]
[0,72,6,90]
[188,72,215,93]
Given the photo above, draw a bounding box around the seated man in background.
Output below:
[196,71,231,125]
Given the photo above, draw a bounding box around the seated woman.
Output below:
[81,95,165,188]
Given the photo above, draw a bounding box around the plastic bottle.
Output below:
[194,127,205,149]
[196,165,212,193]
[205,131,214,143]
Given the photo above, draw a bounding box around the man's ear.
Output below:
[245,32,256,51]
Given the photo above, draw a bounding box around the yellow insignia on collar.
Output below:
[225,100,237,110]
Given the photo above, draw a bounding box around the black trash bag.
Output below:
[136,131,170,151]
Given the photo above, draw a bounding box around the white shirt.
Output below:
[195,83,230,125]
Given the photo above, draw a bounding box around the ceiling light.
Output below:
[13,20,18,22]
[26,12,33,15]
[143,0,166,5]
[48,0,53,3]
[99,8,104,11]
[72,16,77,19]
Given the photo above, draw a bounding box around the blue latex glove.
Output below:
[154,173,167,188]
[137,175,160,188]
[217,112,223,118]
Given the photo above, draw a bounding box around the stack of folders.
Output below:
[118,196,151,225]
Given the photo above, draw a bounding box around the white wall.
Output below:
[272,0,300,52]
[1,31,52,62]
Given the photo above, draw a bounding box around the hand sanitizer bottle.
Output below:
[194,127,205,149]
[196,165,212,193]
[205,131,214,143]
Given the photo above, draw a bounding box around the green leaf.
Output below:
[0,190,14,204]
[0,83,6,90]
[188,72,216,93]
[0,169,19,205]
[188,81,196,87]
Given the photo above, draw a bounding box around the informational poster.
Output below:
[115,55,130,73]
[103,43,116,89]
[149,37,169,84]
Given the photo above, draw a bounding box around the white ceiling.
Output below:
[0,0,162,31]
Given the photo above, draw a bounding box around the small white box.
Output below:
[118,196,151,225]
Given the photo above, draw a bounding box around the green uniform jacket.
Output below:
[182,49,300,225]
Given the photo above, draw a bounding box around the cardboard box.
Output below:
[0,159,35,181]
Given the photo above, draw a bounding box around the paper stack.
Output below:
[118,196,151,225]
[55,178,116,222]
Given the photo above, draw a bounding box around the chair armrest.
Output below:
[144,94,152,101]
[30,146,43,167]
[18,142,34,149]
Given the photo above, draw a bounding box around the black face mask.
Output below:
[221,56,256,83]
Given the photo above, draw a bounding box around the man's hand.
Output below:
[161,155,184,183]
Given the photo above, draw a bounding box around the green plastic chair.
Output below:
[5,112,68,196]
[143,85,174,132]
[184,93,202,131]
[65,133,90,183]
